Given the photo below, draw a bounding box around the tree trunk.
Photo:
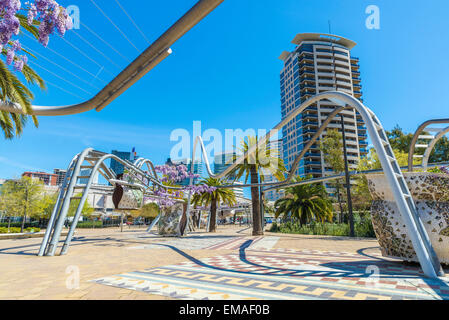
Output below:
[300,214,307,226]
[21,210,26,233]
[209,197,217,233]
[7,216,11,232]
[250,165,263,236]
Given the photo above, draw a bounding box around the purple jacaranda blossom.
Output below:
[145,164,215,209]
[0,0,72,70]
[6,48,14,64]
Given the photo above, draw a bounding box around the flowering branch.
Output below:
[0,0,73,71]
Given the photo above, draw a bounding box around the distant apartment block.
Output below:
[22,171,58,186]
[53,169,67,186]
[279,33,368,186]
[213,152,244,200]
[110,150,133,176]
[263,139,285,202]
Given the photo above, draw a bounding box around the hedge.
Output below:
[269,214,375,238]
[0,227,41,234]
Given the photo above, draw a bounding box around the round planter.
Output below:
[366,172,449,264]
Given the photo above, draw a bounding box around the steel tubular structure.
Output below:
[0,0,224,116]
[186,91,444,279]
[39,149,185,257]
[2,0,441,279]
[408,119,449,172]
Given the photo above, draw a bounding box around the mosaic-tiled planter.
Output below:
[157,203,187,237]
[366,172,449,264]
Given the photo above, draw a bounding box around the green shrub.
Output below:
[269,214,376,238]
[0,222,39,228]
[0,227,20,234]
[76,221,103,228]
[0,227,41,234]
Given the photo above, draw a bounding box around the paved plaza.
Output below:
[0,225,448,300]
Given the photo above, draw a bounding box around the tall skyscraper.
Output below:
[110,150,133,176]
[279,33,368,185]
[214,152,244,200]
[214,152,237,179]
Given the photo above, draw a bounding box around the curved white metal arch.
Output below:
[421,126,449,171]
[0,0,224,116]
[40,148,188,256]
[408,119,449,172]
[186,91,443,278]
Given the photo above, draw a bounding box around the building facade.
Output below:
[279,33,368,186]
[110,150,133,176]
[263,139,285,202]
[213,152,244,199]
[22,171,58,186]
[53,169,67,186]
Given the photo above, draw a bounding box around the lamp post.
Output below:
[340,114,355,237]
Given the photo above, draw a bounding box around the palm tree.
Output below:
[228,136,286,236]
[274,176,333,226]
[191,177,236,233]
[0,14,46,139]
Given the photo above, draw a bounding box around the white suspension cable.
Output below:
[23,33,108,84]
[114,0,151,45]
[44,80,84,100]
[29,61,93,96]
[60,37,114,76]
[71,30,123,70]
[89,0,141,53]
[23,45,101,91]
[80,22,131,63]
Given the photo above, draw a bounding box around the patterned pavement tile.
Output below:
[92,248,449,300]
[127,236,280,251]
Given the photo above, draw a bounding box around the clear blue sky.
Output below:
[1,0,449,179]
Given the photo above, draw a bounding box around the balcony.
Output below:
[302,127,317,133]
[300,69,315,76]
[300,63,315,69]
[302,121,318,127]
[300,77,315,83]
[305,161,322,166]
[300,85,316,90]
[303,113,318,120]
[306,168,323,174]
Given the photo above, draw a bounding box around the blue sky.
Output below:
[1,0,449,179]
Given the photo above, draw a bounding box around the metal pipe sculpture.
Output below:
[186,91,443,278]
[39,149,185,257]
[408,119,449,172]
[0,0,224,116]
[421,126,449,171]
[6,0,440,279]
